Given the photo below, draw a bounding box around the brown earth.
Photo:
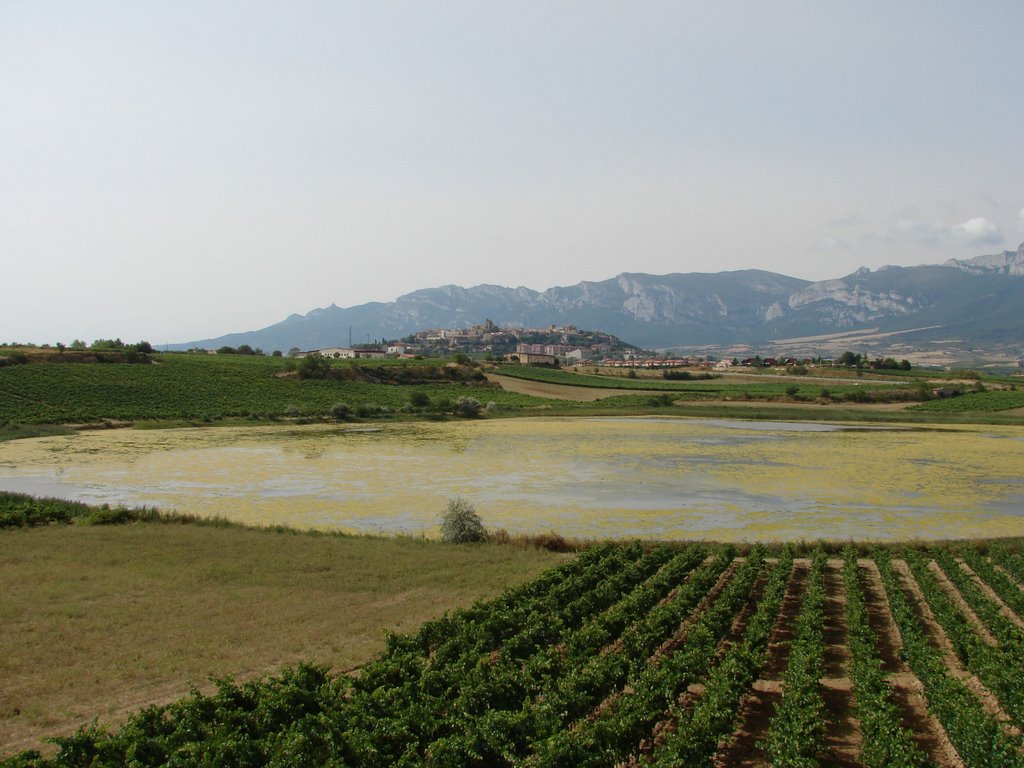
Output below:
[858,559,965,768]
[958,559,1024,631]
[891,559,1016,730]
[714,560,809,767]
[486,373,637,400]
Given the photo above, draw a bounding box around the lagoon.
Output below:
[1,417,1022,541]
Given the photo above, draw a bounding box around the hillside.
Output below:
[171,244,1024,354]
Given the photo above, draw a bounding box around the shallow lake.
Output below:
[1,417,1023,541]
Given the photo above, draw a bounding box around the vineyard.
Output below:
[911,390,1024,414]
[8,541,1024,767]
[0,354,545,424]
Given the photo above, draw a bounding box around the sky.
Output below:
[2,1,1023,345]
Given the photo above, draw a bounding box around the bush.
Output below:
[440,497,487,543]
[331,403,351,420]
[454,397,481,418]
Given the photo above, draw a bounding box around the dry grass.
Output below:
[0,524,567,756]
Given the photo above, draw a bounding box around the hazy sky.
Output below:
[2,2,1022,345]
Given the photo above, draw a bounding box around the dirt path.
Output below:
[715,560,809,767]
[958,559,1024,631]
[820,559,862,768]
[892,559,1016,730]
[580,559,742,728]
[629,559,777,762]
[859,559,965,768]
[486,372,914,410]
[991,562,1024,591]
[486,373,637,401]
[927,560,998,646]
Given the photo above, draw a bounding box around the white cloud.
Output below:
[950,217,1002,246]
[880,215,1002,247]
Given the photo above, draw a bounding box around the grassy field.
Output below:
[910,388,1024,413]
[0,522,567,757]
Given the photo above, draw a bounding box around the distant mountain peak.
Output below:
[173,243,1024,353]
[944,242,1024,276]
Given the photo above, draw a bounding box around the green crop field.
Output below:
[0,354,546,425]
[7,539,1024,767]
[911,389,1024,413]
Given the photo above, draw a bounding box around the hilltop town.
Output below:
[302,320,642,365]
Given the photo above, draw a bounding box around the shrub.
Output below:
[785,385,799,396]
[454,397,481,418]
[440,497,487,543]
[331,403,351,420]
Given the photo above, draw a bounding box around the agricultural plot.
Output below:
[9,541,1024,767]
[0,354,544,424]
[492,364,912,400]
[912,390,1024,413]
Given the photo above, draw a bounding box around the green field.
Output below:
[911,389,1024,413]
[0,354,546,425]
[7,534,1024,767]
[4,353,1024,435]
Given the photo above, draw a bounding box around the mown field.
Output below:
[7,537,1024,767]
[0,510,568,760]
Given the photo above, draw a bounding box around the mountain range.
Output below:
[175,243,1024,357]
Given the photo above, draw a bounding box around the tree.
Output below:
[297,353,332,379]
[838,351,861,367]
[440,497,487,543]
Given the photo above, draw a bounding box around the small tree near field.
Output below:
[440,497,487,543]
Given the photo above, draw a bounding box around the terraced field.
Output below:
[10,542,1024,767]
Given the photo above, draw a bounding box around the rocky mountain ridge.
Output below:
[174,243,1024,356]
